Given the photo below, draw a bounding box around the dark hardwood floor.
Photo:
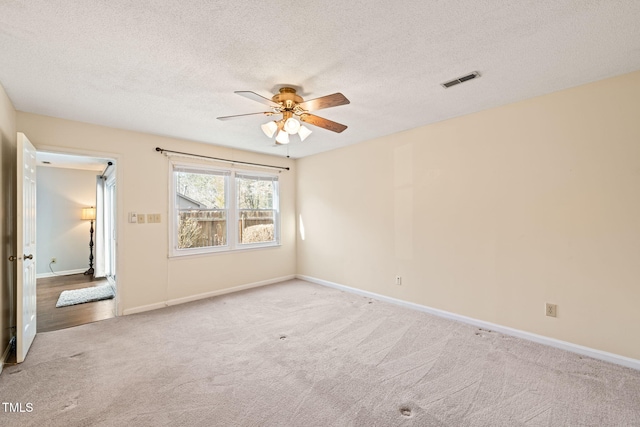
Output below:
[37,273,116,332]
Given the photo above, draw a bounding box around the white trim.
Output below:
[34,144,124,317]
[297,275,640,371]
[122,302,167,316]
[36,268,86,279]
[169,242,282,258]
[122,275,295,316]
[0,340,13,375]
[167,275,294,306]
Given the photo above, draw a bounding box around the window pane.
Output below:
[237,177,274,209]
[178,210,227,248]
[176,170,227,249]
[238,210,275,244]
[236,175,277,245]
[176,171,225,209]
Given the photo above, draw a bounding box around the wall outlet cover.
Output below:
[545,303,557,317]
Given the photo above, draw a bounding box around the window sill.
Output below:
[169,242,282,259]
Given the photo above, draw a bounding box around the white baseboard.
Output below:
[122,275,296,316]
[297,275,640,371]
[122,302,167,316]
[0,340,13,375]
[37,268,86,279]
[166,275,296,307]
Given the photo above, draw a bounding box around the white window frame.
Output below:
[169,160,280,257]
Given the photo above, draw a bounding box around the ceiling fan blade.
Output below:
[298,93,350,112]
[216,112,273,121]
[300,113,348,133]
[235,91,280,108]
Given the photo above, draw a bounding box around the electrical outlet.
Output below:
[545,303,557,317]
[138,214,146,224]
[50,257,56,264]
[395,275,402,286]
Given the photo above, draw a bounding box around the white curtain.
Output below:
[94,175,106,278]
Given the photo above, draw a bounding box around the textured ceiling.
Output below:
[1,1,640,158]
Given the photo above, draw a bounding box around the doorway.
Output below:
[35,151,118,332]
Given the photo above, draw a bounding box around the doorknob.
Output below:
[24,254,33,260]
[8,255,17,261]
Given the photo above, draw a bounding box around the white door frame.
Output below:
[104,172,117,284]
[34,144,124,316]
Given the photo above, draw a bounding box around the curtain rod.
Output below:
[100,161,113,178]
[155,147,290,171]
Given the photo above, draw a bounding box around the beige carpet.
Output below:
[1,279,639,426]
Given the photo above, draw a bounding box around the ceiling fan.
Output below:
[217,87,350,144]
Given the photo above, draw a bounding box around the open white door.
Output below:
[16,132,37,363]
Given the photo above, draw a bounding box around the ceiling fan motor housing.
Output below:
[272,87,303,110]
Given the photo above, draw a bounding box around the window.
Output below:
[171,162,279,256]
[236,173,278,245]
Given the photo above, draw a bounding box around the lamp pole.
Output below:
[82,207,96,276]
[84,218,95,276]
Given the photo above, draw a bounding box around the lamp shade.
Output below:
[81,207,96,220]
[275,129,290,144]
[261,121,278,138]
[284,117,301,135]
[298,125,312,142]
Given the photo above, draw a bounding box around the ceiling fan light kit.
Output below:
[297,125,312,142]
[275,129,290,144]
[284,117,301,134]
[261,121,278,138]
[217,86,350,145]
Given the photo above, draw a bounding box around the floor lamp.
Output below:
[82,206,96,276]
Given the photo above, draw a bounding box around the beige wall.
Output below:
[0,83,17,355]
[296,70,640,360]
[17,113,296,313]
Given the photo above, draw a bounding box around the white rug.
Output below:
[56,284,115,308]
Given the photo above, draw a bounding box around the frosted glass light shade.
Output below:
[298,125,312,142]
[275,130,290,144]
[284,117,301,135]
[261,121,278,138]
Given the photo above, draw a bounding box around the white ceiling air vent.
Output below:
[441,71,480,88]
